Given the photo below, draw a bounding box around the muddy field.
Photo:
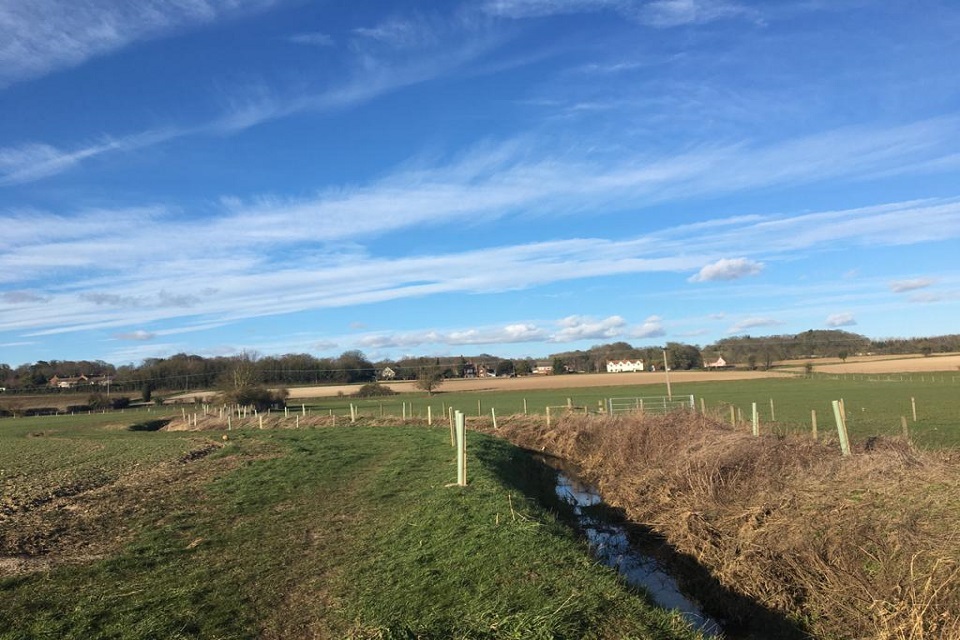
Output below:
[786,352,960,374]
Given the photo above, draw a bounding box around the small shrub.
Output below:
[353,383,398,398]
[111,396,131,410]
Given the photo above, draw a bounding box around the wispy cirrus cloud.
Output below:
[0,128,182,186]
[484,0,754,26]
[2,19,503,185]
[3,126,960,341]
[356,322,549,350]
[637,0,754,27]
[1,291,50,304]
[287,32,335,47]
[889,277,935,293]
[0,0,282,87]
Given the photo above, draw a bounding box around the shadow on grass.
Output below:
[127,418,173,432]
[472,438,812,640]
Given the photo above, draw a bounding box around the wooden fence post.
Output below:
[427,405,433,426]
[523,398,528,415]
[448,407,455,446]
[491,407,498,430]
[811,409,818,440]
[901,416,909,439]
[546,406,552,427]
[752,402,759,437]
[911,397,917,422]
[769,398,776,421]
[729,405,736,426]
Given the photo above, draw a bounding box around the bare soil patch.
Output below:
[0,440,229,577]
[281,370,790,399]
[780,352,960,374]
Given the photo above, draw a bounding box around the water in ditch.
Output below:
[553,470,725,637]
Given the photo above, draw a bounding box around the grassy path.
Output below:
[1,419,703,639]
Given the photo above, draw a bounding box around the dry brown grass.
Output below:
[483,411,960,640]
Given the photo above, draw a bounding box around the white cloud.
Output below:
[330,314,669,354]
[825,312,857,327]
[889,277,936,293]
[0,0,281,87]
[355,322,550,350]
[552,315,627,342]
[689,257,764,282]
[727,317,782,334]
[630,315,666,339]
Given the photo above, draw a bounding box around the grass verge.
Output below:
[0,419,703,639]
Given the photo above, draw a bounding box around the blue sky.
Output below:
[2,0,959,366]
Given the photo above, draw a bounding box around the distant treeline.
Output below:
[549,330,960,373]
[2,330,958,395]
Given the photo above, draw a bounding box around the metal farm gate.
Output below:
[606,394,695,415]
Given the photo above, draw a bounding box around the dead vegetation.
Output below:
[0,440,229,577]
[483,411,960,640]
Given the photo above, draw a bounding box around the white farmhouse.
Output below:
[606,359,644,373]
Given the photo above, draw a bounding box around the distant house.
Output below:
[379,367,396,380]
[705,356,731,369]
[48,375,89,389]
[606,359,644,373]
[533,362,553,375]
[462,363,477,378]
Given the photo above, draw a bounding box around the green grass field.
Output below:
[302,374,960,448]
[0,413,703,639]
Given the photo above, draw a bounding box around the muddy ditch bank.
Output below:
[479,413,960,640]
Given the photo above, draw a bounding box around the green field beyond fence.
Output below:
[301,375,960,448]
